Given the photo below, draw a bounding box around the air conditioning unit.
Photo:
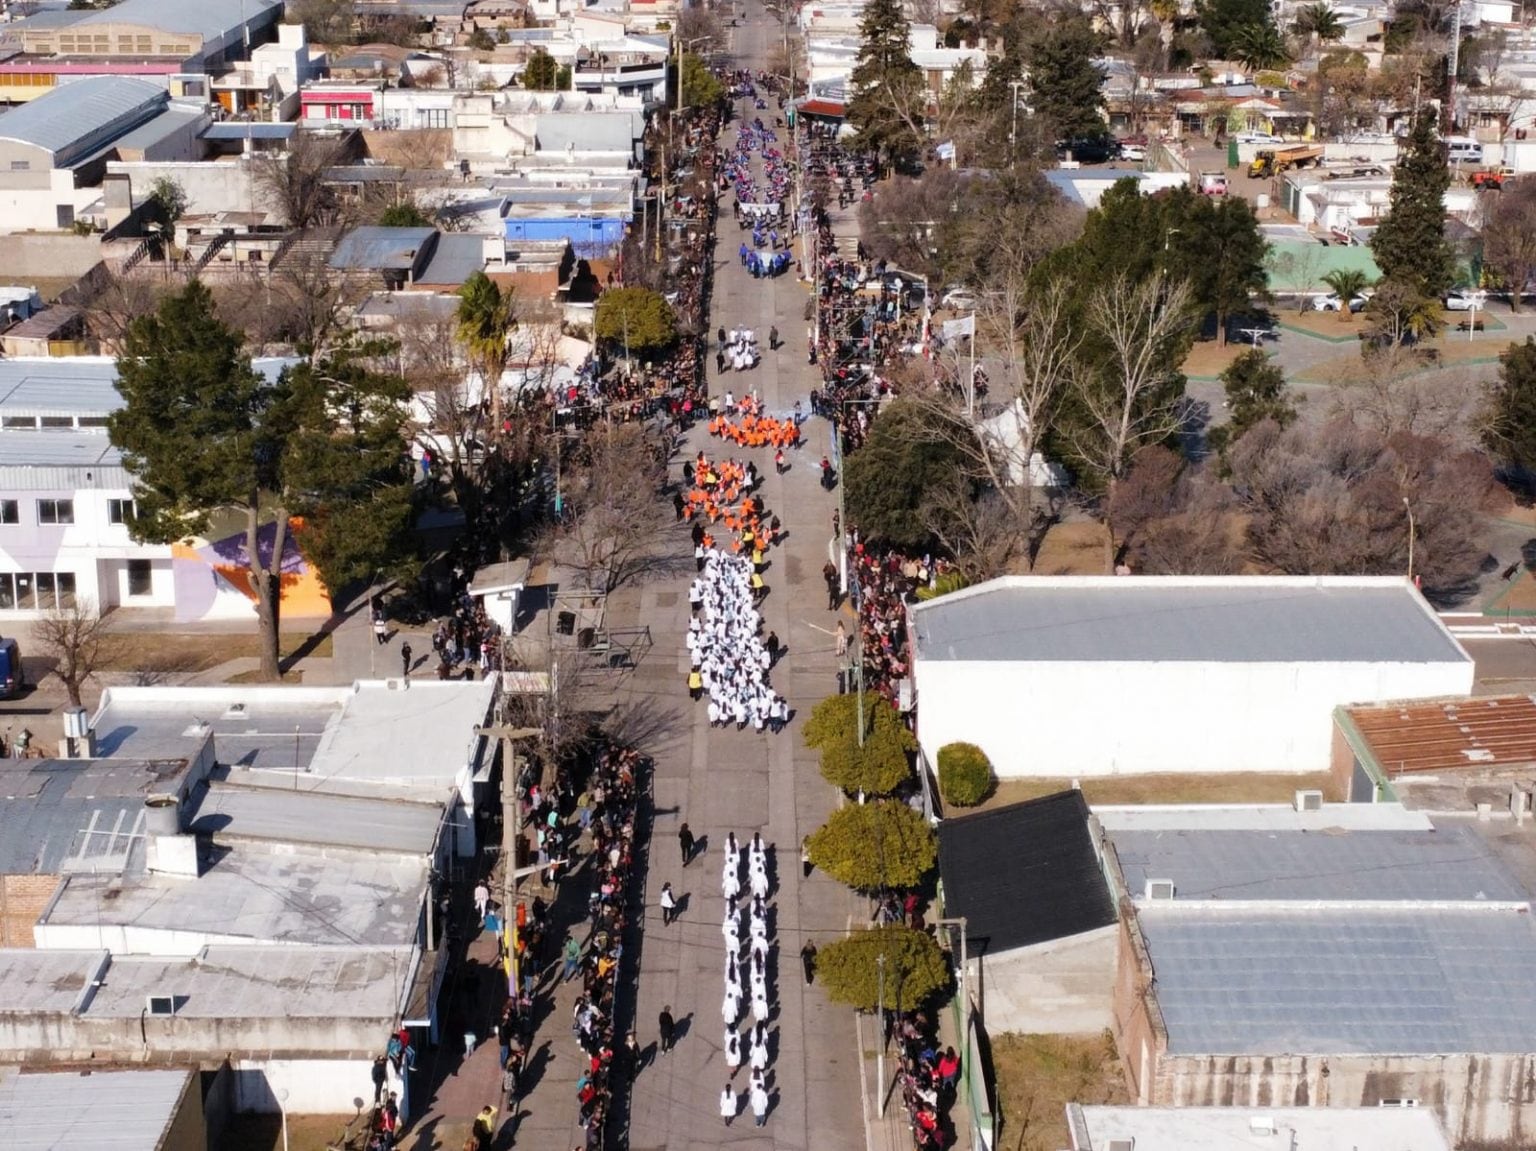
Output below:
[1294,789,1324,812]
[1144,878,1176,901]
[1106,1140,1135,1151]
[146,994,177,1017]
[1249,1116,1276,1136]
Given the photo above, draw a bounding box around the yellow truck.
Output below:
[1249,145,1323,178]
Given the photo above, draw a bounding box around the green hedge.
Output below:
[937,741,993,807]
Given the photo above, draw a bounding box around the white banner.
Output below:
[941,314,975,340]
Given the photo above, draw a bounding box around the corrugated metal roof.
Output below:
[1144,905,1536,1055]
[0,358,120,414]
[1112,824,1526,903]
[416,233,487,286]
[0,432,122,469]
[0,76,165,157]
[329,225,436,271]
[0,757,191,875]
[185,782,442,856]
[74,0,283,45]
[1342,694,1536,775]
[0,1067,192,1151]
[99,105,205,155]
[201,122,295,141]
[910,576,1471,665]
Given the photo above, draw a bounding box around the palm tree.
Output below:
[456,270,517,438]
[1291,4,1345,53]
[1233,22,1291,71]
[1320,268,1371,322]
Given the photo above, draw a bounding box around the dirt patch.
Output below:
[1281,310,1363,340]
[1032,521,1108,576]
[972,770,1340,812]
[99,631,334,675]
[991,1032,1128,1151]
[1182,340,1245,379]
[222,1113,367,1151]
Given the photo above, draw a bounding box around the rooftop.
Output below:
[43,839,427,948]
[909,576,1470,665]
[937,791,1116,954]
[1109,822,1526,903]
[0,1067,194,1151]
[185,781,443,856]
[1141,904,1536,1055]
[0,432,123,470]
[0,356,294,419]
[1341,694,1536,776]
[416,232,489,287]
[1067,1104,1453,1151]
[0,944,411,1021]
[0,757,192,875]
[534,111,638,154]
[71,0,283,45]
[201,122,295,141]
[91,681,497,797]
[0,76,165,157]
[329,226,437,272]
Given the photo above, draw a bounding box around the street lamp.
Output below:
[1403,496,1416,584]
[875,953,887,1117]
[1008,79,1026,170]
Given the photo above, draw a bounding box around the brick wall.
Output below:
[0,873,60,947]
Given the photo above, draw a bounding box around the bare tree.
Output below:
[1109,446,1244,574]
[919,277,1078,570]
[252,134,352,229]
[1328,347,1483,445]
[1228,418,1496,602]
[1482,180,1536,312]
[83,273,173,353]
[554,423,673,594]
[1069,274,1198,571]
[31,597,121,708]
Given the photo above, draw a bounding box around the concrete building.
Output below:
[0,76,207,232]
[937,791,1117,1034]
[1101,802,1536,1144]
[0,356,319,621]
[0,0,285,106]
[1066,1104,1453,1151]
[908,576,1474,779]
[0,1067,206,1151]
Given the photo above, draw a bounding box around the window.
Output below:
[14,572,33,611]
[423,108,450,129]
[39,416,72,429]
[55,204,74,229]
[0,501,16,525]
[108,499,136,526]
[77,416,109,428]
[9,161,28,172]
[127,559,152,597]
[55,572,75,608]
[0,574,14,610]
[36,498,73,525]
[1,416,34,429]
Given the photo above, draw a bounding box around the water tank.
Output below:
[144,795,181,836]
[1256,193,1271,210]
[62,706,89,739]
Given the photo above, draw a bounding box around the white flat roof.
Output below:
[0,1067,193,1151]
[1069,1104,1452,1151]
[1095,801,1434,833]
[43,840,427,948]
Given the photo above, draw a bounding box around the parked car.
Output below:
[1313,291,1370,313]
[1236,131,1282,144]
[1118,142,1146,162]
[941,285,977,310]
[1057,137,1115,164]
[1444,289,1488,311]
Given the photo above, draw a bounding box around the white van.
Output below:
[1445,136,1484,164]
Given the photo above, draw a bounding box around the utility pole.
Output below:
[475,724,541,996]
[875,952,887,1116]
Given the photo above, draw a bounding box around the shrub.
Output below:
[807,800,936,892]
[937,741,993,807]
[817,925,951,1012]
[808,693,914,797]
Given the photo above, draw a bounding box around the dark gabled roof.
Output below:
[937,789,1116,955]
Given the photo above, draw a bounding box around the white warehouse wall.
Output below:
[913,658,1474,777]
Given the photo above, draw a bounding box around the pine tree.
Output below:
[847,0,923,162]
[1370,108,1455,298]
[1174,193,1270,345]
[1027,14,1109,144]
[1484,337,1536,478]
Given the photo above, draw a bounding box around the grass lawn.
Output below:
[991,1032,1128,1151]
[99,630,334,675]
[1031,521,1108,576]
[972,770,1339,813]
